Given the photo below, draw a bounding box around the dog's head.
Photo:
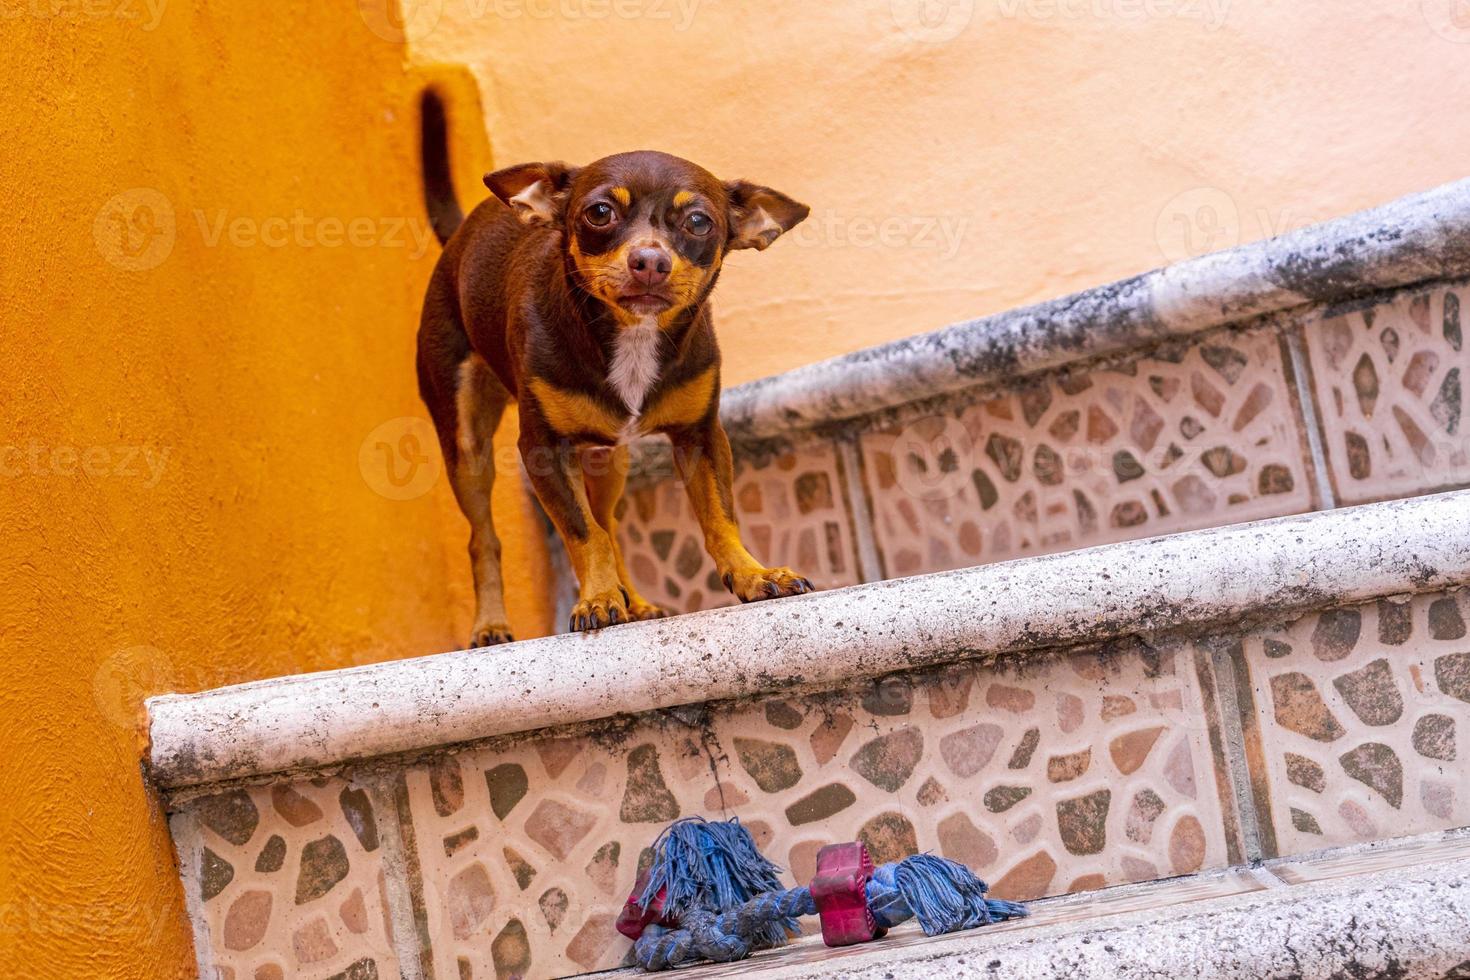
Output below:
[484,150,808,325]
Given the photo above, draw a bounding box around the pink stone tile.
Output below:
[1302,282,1469,504]
[859,329,1312,577]
[400,740,672,978]
[182,777,400,980]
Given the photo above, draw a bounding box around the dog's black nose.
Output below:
[628,246,672,287]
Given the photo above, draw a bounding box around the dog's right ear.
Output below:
[484,162,580,226]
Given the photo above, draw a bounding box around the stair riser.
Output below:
[149,491,1470,790]
[613,278,1468,616]
[152,178,1470,978]
[169,582,1470,979]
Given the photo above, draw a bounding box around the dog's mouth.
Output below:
[617,292,674,315]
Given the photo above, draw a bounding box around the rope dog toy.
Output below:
[616,817,1027,971]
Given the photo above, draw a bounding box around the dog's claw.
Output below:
[568,590,631,633]
[628,598,672,621]
[470,625,515,648]
[724,567,817,604]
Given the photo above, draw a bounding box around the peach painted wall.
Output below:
[408,0,1470,385]
[0,8,551,979]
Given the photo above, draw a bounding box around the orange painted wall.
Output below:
[0,8,551,979]
[410,1,1470,385]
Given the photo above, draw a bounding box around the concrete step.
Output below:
[146,178,1470,978]
[148,490,1470,979]
[602,178,1470,625]
[638,830,1470,979]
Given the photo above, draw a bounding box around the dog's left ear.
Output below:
[484,161,580,226]
[724,180,810,251]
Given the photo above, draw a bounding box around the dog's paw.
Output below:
[569,589,632,632]
[627,596,672,622]
[722,567,815,604]
[470,624,516,648]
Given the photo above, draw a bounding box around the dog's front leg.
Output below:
[518,422,630,632]
[668,419,814,604]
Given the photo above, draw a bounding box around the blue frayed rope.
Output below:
[637,816,794,949]
[631,820,1026,971]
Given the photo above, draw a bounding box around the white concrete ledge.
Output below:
[699,177,1470,446]
[146,490,1470,791]
[709,835,1470,979]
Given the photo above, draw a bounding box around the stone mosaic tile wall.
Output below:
[612,280,1468,611]
[860,328,1311,577]
[1303,283,1468,505]
[171,280,1470,978]
[385,640,1233,978]
[176,639,1237,979]
[172,588,1470,979]
[617,442,863,614]
[177,778,400,980]
[1236,589,1470,858]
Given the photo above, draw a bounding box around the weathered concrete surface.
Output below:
[147,490,1470,791]
[640,177,1470,451]
[722,853,1470,980]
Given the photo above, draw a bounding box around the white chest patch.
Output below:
[608,318,662,424]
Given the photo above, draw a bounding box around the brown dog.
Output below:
[417,141,814,645]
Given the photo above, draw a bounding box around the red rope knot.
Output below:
[617,868,671,940]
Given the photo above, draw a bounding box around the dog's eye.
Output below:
[684,211,713,236]
[584,202,616,227]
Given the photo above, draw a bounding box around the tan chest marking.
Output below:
[528,354,715,445]
[640,365,718,434]
[527,378,624,442]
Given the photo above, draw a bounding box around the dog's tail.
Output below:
[420,88,464,246]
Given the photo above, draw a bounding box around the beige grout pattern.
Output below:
[858,328,1312,579]
[618,442,863,614]
[180,778,401,980]
[170,284,1470,979]
[1237,589,1470,858]
[174,587,1470,980]
[389,638,1232,979]
[1302,281,1469,505]
[612,283,1470,612]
